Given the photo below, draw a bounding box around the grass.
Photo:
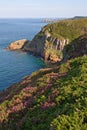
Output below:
[43,18,87,41]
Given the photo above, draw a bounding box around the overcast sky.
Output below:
[0,0,87,18]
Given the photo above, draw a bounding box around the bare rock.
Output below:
[6,39,29,50]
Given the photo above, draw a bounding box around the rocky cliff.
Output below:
[25,30,69,63]
[24,18,87,63]
[63,34,87,61]
[7,18,87,63]
[6,39,29,50]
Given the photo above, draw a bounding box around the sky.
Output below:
[0,0,87,18]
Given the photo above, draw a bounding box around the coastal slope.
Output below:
[7,18,87,63]
[0,36,87,129]
[0,55,87,130]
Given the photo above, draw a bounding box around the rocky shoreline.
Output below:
[6,18,87,64]
[6,31,69,63]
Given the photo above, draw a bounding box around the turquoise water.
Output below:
[0,19,46,91]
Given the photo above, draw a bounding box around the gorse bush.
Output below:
[51,56,87,130]
[51,111,87,130]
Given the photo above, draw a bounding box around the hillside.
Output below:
[0,55,87,130]
[23,18,87,63]
[73,16,87,19]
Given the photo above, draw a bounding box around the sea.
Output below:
[0,18,47,91]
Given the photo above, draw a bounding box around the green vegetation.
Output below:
[0,56,87,130]
[63,34,87,61]
[51,56,87,130]
[43,18,87,41]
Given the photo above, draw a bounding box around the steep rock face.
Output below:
[27,30,69,63]
[44,37,69,62]
[6,39,29,50]
[63,34,87,61]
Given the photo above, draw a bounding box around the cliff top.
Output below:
[41,18,87,41]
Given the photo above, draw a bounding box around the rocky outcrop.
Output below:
[6,30,69,63]
[26,30,69,63]
[6,39,29,50]
[63,34,87,61]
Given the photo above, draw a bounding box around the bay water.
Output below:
[0,19,46,91]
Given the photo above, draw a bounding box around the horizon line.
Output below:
[0,15,86,19]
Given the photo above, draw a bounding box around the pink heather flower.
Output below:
[41,102,56,110]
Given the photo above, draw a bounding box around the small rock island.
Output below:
[6,39,29,50]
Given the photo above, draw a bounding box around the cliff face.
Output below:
[6,18,87,63]
[25,30,69,63]
[63,34,87,61]
[23,18,87,63]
